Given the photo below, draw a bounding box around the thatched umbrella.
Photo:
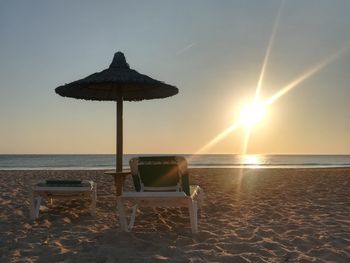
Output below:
[55,52,178,195]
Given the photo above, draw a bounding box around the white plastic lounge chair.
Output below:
[117,156,204,233]
[29,180,97,219]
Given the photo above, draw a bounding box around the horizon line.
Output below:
[1,153,350,156]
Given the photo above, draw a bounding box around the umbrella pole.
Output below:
[115,96,123,196]
[116,96,123,172]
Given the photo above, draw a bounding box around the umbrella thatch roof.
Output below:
[55,52,178,101]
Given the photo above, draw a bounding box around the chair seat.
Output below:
[121,185,201,199]
[121,192,187,198]
[29,180,97,219]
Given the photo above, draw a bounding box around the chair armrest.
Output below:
[190,185,202,199]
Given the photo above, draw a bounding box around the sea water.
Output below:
[1,154,350,170]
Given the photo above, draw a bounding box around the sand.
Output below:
[0,168,349,262]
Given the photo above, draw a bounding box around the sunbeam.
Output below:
[242,126,252,154]
[193,121,242,155]
[263,45,350,107]
[244,0,285,159]
[254,0,285,103]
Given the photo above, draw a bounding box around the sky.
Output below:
[1,0,350,154]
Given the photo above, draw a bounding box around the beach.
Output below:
[0,168,349,262]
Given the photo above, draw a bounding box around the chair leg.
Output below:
[117,197,128,231]
[90,184,97,217]
[188,200,198,233]
[193,201,198,233]
[198,187,204,209]
[32,196,42,219]
[128,205,138,230]
[29,190,35,220]
[197,188,204,218]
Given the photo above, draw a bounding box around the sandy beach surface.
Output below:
[0,168,349,262]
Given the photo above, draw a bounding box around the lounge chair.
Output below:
[29,180,97,219]
[117,156,204,233]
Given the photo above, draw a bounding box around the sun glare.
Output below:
[241,154,262,165]
[190,0,349,157]
[239,102,266,128]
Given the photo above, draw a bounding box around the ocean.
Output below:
[1,154,350,170]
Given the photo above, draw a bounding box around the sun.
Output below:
[239,101,266,128]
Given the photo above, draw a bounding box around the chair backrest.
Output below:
[129,156,190,195]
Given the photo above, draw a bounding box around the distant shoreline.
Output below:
[1,154,350,170]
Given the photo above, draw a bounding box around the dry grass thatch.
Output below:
[55,52,178,101]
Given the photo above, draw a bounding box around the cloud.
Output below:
[176,42,196,55]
